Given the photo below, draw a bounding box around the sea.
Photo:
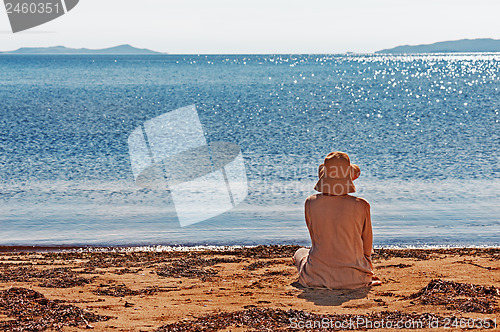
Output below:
[0,53,498,248]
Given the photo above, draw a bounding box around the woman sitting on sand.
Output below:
[293,151,380,289]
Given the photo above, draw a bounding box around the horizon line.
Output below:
[2,37,500,55]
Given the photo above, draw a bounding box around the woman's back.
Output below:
[297,194,373,289]
[294,151,375,289]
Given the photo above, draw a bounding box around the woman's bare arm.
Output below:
[361,201,373,269]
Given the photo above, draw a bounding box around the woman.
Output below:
[293,151,379,289]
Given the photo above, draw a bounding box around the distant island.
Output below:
[376,38,500,54]
[1,44,163,55]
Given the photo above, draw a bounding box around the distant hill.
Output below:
[376,38,500,54]
[1,44,163,55]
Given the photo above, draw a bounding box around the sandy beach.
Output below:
[0,245,498,331]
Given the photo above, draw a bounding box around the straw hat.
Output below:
[314,151,360,195]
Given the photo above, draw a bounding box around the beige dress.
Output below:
[294,193,374,289]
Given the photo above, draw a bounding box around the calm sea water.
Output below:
[0,54,498,247]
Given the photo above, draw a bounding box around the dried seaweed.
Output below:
[3,246,498,263]
[263,270,292,277]
[244,260,283,271]
[373,248,500,261]
[0,267,93,288]
[196,257,243,266]
[155,308,472,331]
[0,287,111,331]
[156,257,241,281]
[264,270,292,277]
[378,263,413,269]
[81,251,189,269]
[408,279,500,313]
[221,245,301,259]
[217,246,500,261]
[155,258,225,281]
[93,284,176,297]
[456,259,499,271]
[373,249,431,260]
[111,267,140,275]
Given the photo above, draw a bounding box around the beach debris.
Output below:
[408,279,500,313]
[111,267,142,275]
[244,260,284,271]
[155,265,217,281]
[4,246,496,266]
[124,301,135,307]
[373,248,500,261]
[77,267,106,275]
[93,284,176,297]
[0,266,93,288]
[456,259,499,271]
[155,258,226,281]
[244,280,268,289]
[223,245,301,259]
[155,308,473,331]
[198,256,243,266]
[0,287,111,331]
[80,251,192,269]
[263,270,292,277]
[375,291,401,297]
[377,263,413,269]
[373,249,430,260]
[218,246,499,261]
[1,247,498,331]
[243,304,257,309]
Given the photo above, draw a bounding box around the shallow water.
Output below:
[0,54,498,246]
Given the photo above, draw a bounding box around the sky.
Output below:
[1,0,500,54]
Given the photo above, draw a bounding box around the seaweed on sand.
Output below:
[155,257,228,281]
[0,266,93,288]
[0,287,111,331]
[244,260,285,271]
[93,284,177,297]
[222,245,301,259]
[408,279,500,314]
[155,308,480,331]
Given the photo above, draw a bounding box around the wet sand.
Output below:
[0,246,498,331]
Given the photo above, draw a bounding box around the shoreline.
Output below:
[1,244,499,253]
